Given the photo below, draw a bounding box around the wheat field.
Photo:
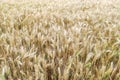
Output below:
[0,0,120,80]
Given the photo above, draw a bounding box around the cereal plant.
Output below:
[0,0,120,80]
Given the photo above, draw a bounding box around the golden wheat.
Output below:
[0,0,120,80]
